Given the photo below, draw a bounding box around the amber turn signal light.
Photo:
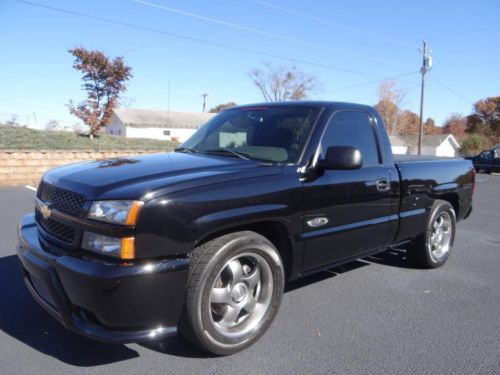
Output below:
[121,237,136,259]
[125,201,144,225]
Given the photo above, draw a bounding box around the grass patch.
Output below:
[0,126,178,151]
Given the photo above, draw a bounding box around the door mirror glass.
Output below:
[318,146,362,171]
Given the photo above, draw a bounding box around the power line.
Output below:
[247,0,414,48]
[133,0,404,66]
[430,77,474,105]
[324,71,419,93]
[429,24,500,42]
[344,84,421,103]
[14,0,402,79]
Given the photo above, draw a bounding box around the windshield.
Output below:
[179,106,321,163]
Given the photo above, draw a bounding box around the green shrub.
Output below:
[459,133,491,156]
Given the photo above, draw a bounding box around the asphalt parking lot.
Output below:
[0,175,499,375]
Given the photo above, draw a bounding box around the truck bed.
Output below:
[393,154,461,163]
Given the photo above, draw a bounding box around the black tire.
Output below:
[180,231,285,356]
[407,200,456,268]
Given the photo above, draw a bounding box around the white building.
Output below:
[106,108,215,142]
[390,134,460,157]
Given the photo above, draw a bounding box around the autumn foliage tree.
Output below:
[249,63,319,102]
[209,102,237,113]
[442,113,467,140]
[466,96,500,141]
[374,80,406,135]
[424,118,442,135]
[68,47,132,137]
[398,110,420,135]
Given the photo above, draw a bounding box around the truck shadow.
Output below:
[286,246,417,293]
[366,246,422,269]
[0,255,139,367]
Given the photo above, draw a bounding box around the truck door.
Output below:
[302,110,393,271]
[493,150,500,173]
[477,150,494,170]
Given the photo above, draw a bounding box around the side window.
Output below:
[321,111,380,167]
[480,151,493,160]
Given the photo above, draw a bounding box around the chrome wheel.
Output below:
[209,252,273,339]
[429,211,452,259]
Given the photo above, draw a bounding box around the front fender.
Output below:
[134,168,302,259]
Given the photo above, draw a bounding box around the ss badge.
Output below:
[307,216,329,228]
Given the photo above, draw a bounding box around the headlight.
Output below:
[82,232,135,259]
[88,200,143,225]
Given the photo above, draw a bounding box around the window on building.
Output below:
[118,129,121,135]
[164,130,171,136]
[110,130,114,135]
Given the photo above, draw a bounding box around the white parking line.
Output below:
[24,185,37,192]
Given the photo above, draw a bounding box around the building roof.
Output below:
[389,134,460,149]
[112,108,215,129]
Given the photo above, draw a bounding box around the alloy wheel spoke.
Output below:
[220,305,242,328]
[244,294,257,314]
[242,267,261,290]
[228,259,243,285]
[211,286,232,304]
[437,216,444,228]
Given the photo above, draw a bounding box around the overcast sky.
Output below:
[1,0,499,128]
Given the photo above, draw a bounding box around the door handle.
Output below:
[376,179,391,192]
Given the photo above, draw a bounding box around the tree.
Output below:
[209,102,237,113]
[249,63,319,102]
[374,80,406,135]
[424,117,442,135]
[466,96,500,141]
[398,110,420,135]
[68,47,132,137]
[442,113,466,139]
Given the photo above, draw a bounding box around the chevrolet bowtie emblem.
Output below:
[40,203,52,220]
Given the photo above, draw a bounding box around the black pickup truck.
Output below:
[17,102,475,355]
[465,148,500,174]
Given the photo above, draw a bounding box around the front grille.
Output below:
[36,181,86,246]
[36,211,77,244]
[37,181,86,217]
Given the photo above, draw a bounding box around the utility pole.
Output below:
[418,41,432,155]
[167,79,170,123]
[201,93,208,112]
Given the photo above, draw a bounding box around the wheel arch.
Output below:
[436,193,460,218]
[195,221,296,281]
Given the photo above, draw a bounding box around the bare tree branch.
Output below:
[249,62,319,102]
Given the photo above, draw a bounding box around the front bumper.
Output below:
[17,214,190,344]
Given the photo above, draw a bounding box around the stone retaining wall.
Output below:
[0,150,160,186]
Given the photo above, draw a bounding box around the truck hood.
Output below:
[43,152,282,200]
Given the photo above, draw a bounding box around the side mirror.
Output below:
[317,146,362,171]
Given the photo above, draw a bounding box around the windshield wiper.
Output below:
[204,148,252,160]
[175,147,198,154]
